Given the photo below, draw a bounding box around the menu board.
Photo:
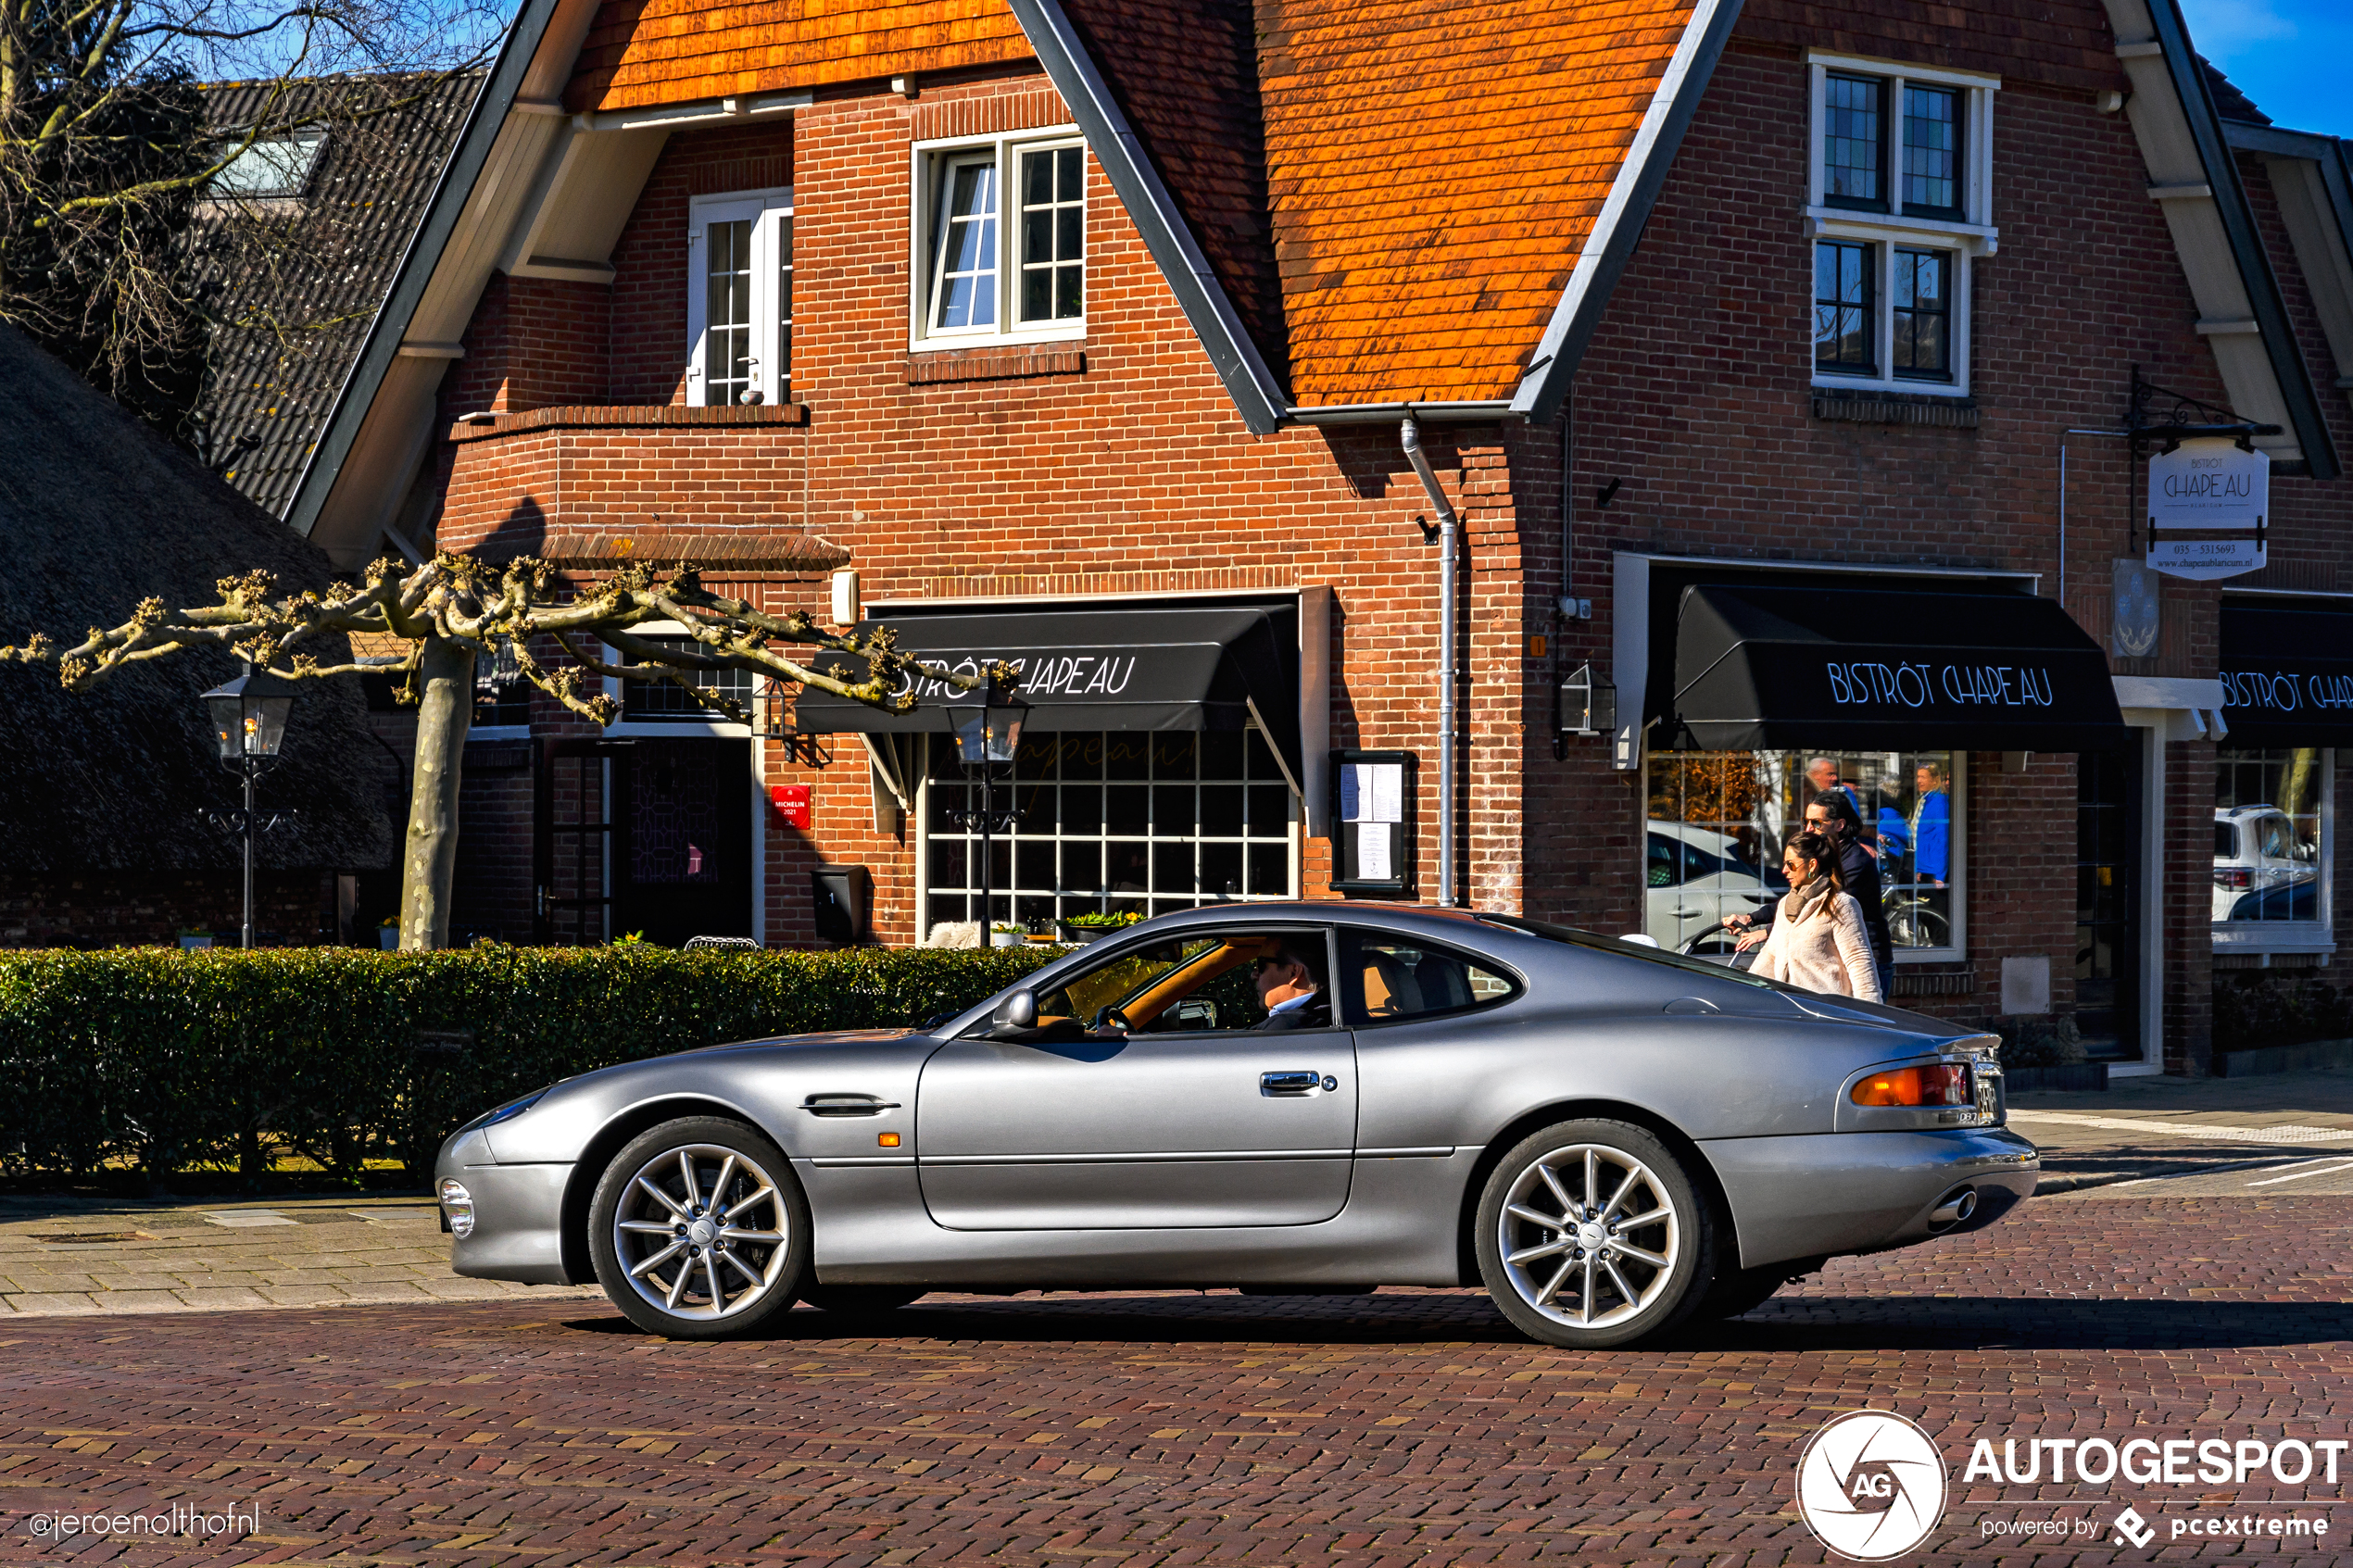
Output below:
[1332,751,1416,892]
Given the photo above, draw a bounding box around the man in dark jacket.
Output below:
[1805,788,1894,999]
[1253,942,1331,1030]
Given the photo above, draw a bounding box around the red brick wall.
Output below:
[0,872,337,948]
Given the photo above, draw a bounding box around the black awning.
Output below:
[1664,583,2127,750]
[793,604,1301,775]
[2220,601,2353,745]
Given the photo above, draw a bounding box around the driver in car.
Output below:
[1254,942,1330,1030]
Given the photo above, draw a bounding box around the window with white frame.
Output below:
[911,132,1087,349]
[686,190,792,407]
[1805,54,1996,396]
[2213,747,2332,946]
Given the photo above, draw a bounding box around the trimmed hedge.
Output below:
[0,946,1055,1179]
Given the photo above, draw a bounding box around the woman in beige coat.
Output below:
[1752,831,1882,1002]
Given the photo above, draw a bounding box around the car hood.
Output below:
[680,1027,924,1055]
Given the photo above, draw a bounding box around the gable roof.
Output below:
[191,73,483,520]
[0,326,394,877]
[2112,0,2337,477]
[1030,0,1736,420]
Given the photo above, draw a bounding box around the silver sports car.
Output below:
[434,905,2036,1347]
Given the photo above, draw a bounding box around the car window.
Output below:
[1680,839,1728,880]
[2215,822,2237,858]
[1646,834,1681,888]
[1480,912,1796,992]
[1339,929,1519,1024]
[2259,817,2292,859]
[1031,930,1336,1035]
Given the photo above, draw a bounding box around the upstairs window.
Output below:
[686,190,792,407]
[210,130,327,199]
[1805,55,1995,397]
[912,131,1087,348]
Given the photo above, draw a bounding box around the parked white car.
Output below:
[2212,805,2316,921]
[1646,821,1785,950]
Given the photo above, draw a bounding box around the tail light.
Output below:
[2214,868,2253,889]
[1851,1064,1972,1108]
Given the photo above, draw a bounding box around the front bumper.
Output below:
[436,1129,576,1286]
[1702,1126,2039,1271]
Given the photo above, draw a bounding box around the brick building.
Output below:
[279,0,2352,1074]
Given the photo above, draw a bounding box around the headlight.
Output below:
[1851,1064,1971,1107]
[438,1177,474,1239]
[458,1088,547,1135]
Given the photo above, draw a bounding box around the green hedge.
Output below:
[0,946,1055,1180]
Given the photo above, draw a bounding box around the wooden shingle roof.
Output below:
[570,0,1036,114]
[1252,0,1699,406]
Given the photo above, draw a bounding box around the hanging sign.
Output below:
[2146,436,2268,580]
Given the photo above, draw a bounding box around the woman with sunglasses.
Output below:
[1750,831,1881,1002]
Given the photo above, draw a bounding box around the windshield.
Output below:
[1478,913,1793,991]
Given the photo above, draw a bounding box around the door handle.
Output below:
[1260,1071,1322,1095]
[802,1093,900,1117]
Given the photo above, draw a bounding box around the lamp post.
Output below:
[199,664,298,949]
[946,674,1027,947]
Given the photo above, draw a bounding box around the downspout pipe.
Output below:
[1401,417,1459,907]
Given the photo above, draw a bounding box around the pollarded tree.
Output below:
[0,552,989,947]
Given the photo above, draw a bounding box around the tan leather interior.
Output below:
[1121,936,1276,1026]
[1364,950,1422,1017]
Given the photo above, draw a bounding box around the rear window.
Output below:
[1479,913,1790,991]
[2216,822,2237,858]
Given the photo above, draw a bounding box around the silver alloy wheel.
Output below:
[1494,1142,1682,1329]
[610,1142,791,1322]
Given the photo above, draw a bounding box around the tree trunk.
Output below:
[400,634,474,950]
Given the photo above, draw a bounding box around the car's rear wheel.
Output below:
[588,1117,811,1339]
[801,1286,926,1316]
[1474,1120,1714,1348]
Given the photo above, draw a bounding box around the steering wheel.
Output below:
[1091,1005,1135,1034]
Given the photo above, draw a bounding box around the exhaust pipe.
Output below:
[1928,1185,1979,1230]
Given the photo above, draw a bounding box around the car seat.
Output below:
[1363,949,1423,1017]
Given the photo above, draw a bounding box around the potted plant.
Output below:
[177,926,214,951]
[377,918,399,950]
[1056,909,1141,944]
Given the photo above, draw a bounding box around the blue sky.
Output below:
[2180,0,2353,137]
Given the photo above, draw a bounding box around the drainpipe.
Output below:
[1401,416,1458,907]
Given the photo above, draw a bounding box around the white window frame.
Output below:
[2211,746,2335,955]
[686,187,794,408]
[908,127,1088,353]
[1804,52,1998,397]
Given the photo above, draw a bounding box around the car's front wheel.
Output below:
[588,1116,812,1338]
[1474,1120,1714,1348]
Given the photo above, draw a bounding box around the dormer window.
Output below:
[211,131,326,199]
[1805,54,1996,396]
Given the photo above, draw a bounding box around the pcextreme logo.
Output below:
[1795,1410,1948,1562]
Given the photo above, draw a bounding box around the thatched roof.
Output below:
[0,325,396,873]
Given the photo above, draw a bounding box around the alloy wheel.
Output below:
[1494,1142,1682,1329]
[610,1142,792,1322]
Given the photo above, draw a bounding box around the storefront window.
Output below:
[921,729,1297,932]
[2213,747,2328,935]
[1646,749,1959,958]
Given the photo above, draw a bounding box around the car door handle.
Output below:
[1261,1071,1324,1095]
[802,1094,900,1116]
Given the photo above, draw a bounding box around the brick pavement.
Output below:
[2012,1066,2353,1194]
[1,1195,2348,1566]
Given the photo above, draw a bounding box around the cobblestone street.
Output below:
[3,1188,2349,1566]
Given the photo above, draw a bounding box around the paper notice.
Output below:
[1367,764,1403,824]
[1356,822,1392,881]
[1340,764,1363,822]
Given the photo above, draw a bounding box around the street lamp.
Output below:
[947,673,1027,947]
[199,663,298,949]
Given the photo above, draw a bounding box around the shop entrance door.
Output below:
[612,738,752,947]
[2074,747,2141,1060]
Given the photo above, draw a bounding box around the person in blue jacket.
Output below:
[1911,761,1951,884]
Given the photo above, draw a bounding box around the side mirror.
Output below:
[991,989,1038,1032]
